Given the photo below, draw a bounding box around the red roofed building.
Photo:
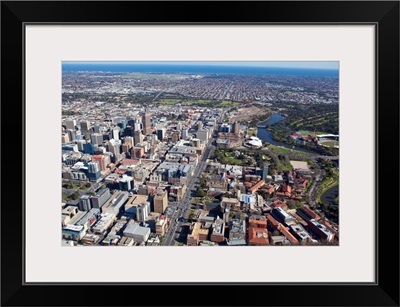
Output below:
[277,223,299,245]
[301,205,321,221]
[249,180,265,194]
[272,201,288,211]
[249,216,267,229]
[264,185,275,195]
[92,155,107,171]
[248,227,269,245]
[266,214,279,230]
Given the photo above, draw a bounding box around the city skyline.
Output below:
[62,65,339,247]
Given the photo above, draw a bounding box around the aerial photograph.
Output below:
[61,61,339,247]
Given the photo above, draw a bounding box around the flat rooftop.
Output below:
[290,160,309,170]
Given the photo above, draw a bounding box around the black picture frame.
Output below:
[1,1,399,306]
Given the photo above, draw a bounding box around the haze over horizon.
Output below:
[63,61,339,71]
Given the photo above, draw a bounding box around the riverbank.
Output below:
[257,113,318,154]
[316,169,339,205]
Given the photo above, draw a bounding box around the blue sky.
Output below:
[65,61,339,70]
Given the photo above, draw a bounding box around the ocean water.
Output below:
[62,63,338,78]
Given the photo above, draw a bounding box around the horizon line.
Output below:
[63,61,339,71]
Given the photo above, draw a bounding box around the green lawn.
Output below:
[155,99,182,105]
[268,145,310,156]
[319,140,339,147]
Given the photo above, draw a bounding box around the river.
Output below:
[257,113,314,153]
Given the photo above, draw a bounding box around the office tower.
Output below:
[181,128,189,140]
[134,130,143,145]
[112,127,120,141]
[124,136,134,147]
[197,121,203,130]
[117,120,127,130]
[232,121,240,134]
[124,126,134,137]
[80,121,91,134]
[154,190,168,214]
[107,139,120,155]
[91,188,111,209]
[87,161,101,181]
[61,133,70,144]
[93,125,101,133]
[90,133,103,145]
[136,202,150,222]
[83,143,95,155]
[121,144,129,154]
[134,122,141,131]
[67,129,77,141]
[142,112,152,135]
[157,128,166,141]
[131,147,144,159]
[78,195,92,212]
[75,139,86,151]
[262,163,269,180]
[88,161,100,173]
[65,119,76,130]
[92,155,107,171]
[119,175,133,191]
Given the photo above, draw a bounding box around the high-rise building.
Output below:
[107,139,120,155]
[75,139,86,151]
[262,163,269,180]
[124,136,134,147]
[79,195,92,212]
[112,127,120,141]
[93,125,101,133]
[181,128,188,140]
[67,129,77,141]
[92,155,107,171]
[131,147,144,159]
[80,121,91,134]
[65,119,76,130]
[154,190,168,214]
[90,133,103,145]
[83,143,95,155]
[142,112,152,135]
[121,143,131,154]
[87,161,101,181]
[124,126,134,137]
[134,122,142,132]
[88,161,100,173]
[232,121,240,134]
[134,130,143,145]
[61,133,70,144]
[91,188,111,209]
[157,128,166,141]
[136,202,150,222]
[119,175,134,191]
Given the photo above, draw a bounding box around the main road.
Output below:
[162,138,216,246]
